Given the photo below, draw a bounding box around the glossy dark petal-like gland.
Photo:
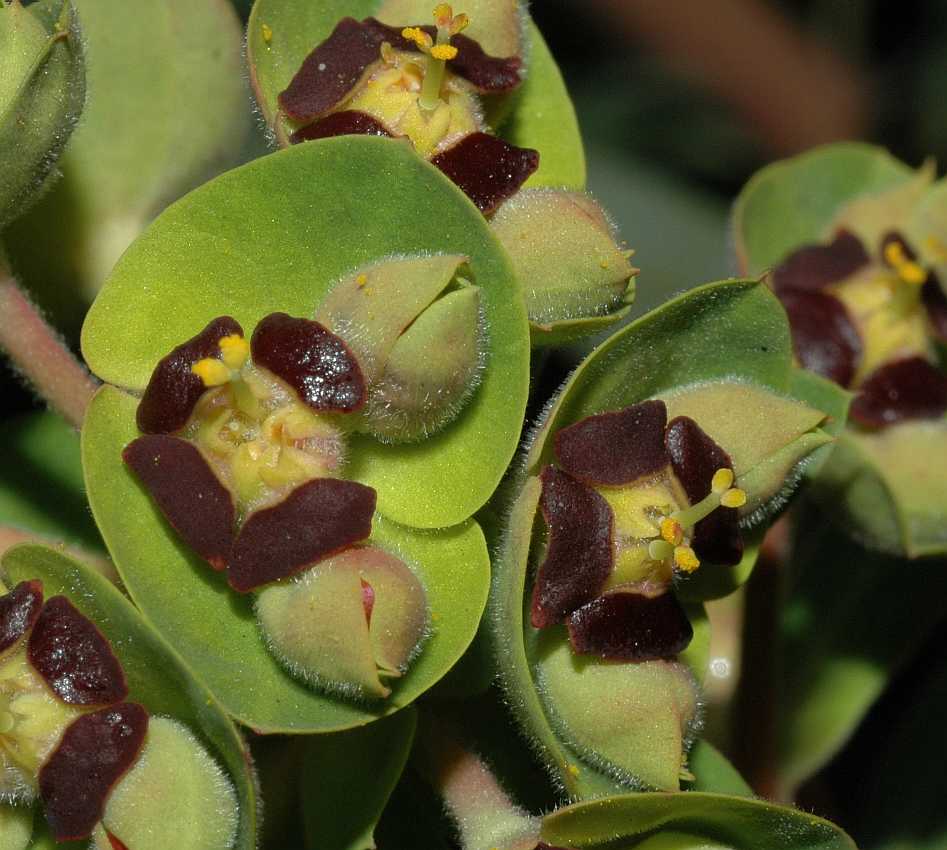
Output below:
[39,703,148,841]
[0,579,43,654]
[28,596,127,706]
[229,478,377,592]
[278,17,522,124]
[554,400,669,486]
[566,590,693,661]
[123,435,235,571]
[251,312,367,413]
[923,273,947,344]
[430,132,539,215]
[530,466,614,629]
[778,288,862,387]
[136,317,243,434]
[290,109,394,144]
[665,416,743,566]
[771,229,870,294]
[850,356,947,427]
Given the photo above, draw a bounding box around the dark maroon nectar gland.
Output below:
[772,229,947,426]
[123,314,430,700]
[531,400,746,661]
[278,6,538,213]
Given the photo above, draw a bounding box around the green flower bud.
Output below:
[255,547,428,700]
[0,804,32,850]
[0,0,84,229]
[534,630,699,791]
[490,189,636,345]
[315,254,485,443]
[90,717,239,850]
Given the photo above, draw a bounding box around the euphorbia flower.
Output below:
[772,225,947,428]
[0,580,237,847]
[279,4,537,214]
[122,309,430,698]
[530,400,746,662]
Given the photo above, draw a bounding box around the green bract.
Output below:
[538,792,856,850]
[246,0,585,189]
[0,544,259,849]
[4,0,250,313]
[734,142,947,556]
[0,0,83,231]
[491,280,845,797]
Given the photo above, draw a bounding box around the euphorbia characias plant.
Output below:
[4,0,946,847]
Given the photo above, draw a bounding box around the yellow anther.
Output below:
[884,240,928,286]
[449,12,470,35]
[720,488,747,509]
[434,3,453,24]
[192,358,232,387]
[599,259,609,269]
[219,334,249,370]
[430,43,458,60]
[260,22,273,44]
[356,273,369,288]
[402,26,433,51]
[711,468,734,493]
[660,517,683,546]
[673,545,700,573]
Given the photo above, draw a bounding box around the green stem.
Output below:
[0,272,98,430]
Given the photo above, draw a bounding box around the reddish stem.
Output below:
[0,273,99,430]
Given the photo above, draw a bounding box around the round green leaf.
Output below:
[732,142,912,275]
[246,0,585,185]
[1,543,259,850]
[82,137,529,529]
[82,384,491,733]
[301,707,416,850]
[540,793,856,850]
[4,0,250,308]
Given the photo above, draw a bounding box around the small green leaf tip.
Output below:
[490,189,636,345]
[0,803,32,850]
[255,547,428,700]
[0,0,84,229]
[316,254,486,443]
[91,717,239,850]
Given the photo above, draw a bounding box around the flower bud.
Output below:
[0,0,84,229]
[255,547,428,700]
[316,254,485,443]
[0,804,32,850]
[534,630,699,791]
[490,190,636,345]
[90,717,239,850]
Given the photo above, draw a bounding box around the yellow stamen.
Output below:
[356,273,369,288]
[660,517,683,546]
[192,358,232,387]
[674,545,700,573]
[434,3,453,25]
[402,26,433,51]
[720,488,747,509]
[449,12,469,35]
[219,334,249,370]
[884,240,928,286]
[430,43,458,60]
[711,468,734,493]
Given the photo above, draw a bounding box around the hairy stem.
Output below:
[0,272,98,430]
[415,712,540,850]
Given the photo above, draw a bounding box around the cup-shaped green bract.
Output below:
[491,280,846,798]
[0,804,32,850]
[0,544,258,849]
[491,190,637,345]
[0,0,83,231]
[80,137,525,732]
[734,142,947,556]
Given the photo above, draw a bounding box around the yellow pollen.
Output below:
[260,23,273,44]
[711,468,734,493]
[192,358,232,387]
[430,43,458,60]
[720,488,747,508]
[674,545,700,573]
[884,240,928,286]
[450,12,470,35]
[434,3,453,23]
[402,26,433,51]
[660,517,683,545]
[356,273,369,288]
[219,334,249,370]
